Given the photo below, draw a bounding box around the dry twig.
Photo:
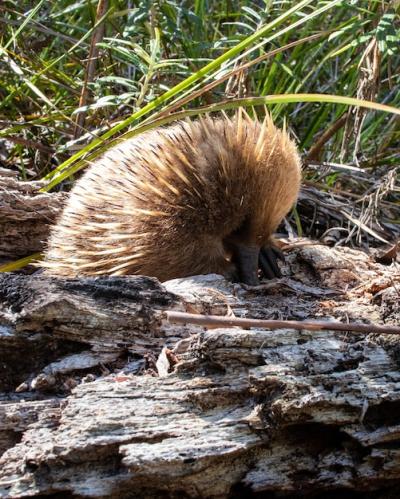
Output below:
[166,311,400,335]
[73,0,108,139]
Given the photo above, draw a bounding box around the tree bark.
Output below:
[0,169,66,260]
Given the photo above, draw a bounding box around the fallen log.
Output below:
[0,169,67,260]
[0,240,400,498]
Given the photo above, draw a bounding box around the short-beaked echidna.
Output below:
[43,111,301,285]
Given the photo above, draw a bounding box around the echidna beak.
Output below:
[230,243,260,286]
[231,243,284,285]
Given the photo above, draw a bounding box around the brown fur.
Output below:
[43,111,301,281]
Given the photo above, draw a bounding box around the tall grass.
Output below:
[1,1,398,175]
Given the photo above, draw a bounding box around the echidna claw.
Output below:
[259,246,283,279]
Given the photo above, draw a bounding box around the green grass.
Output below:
[1,0,399,176]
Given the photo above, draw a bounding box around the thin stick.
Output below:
[73,0,108,139]
[166,311,400,335]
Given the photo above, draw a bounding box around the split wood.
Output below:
[166,311,400,335]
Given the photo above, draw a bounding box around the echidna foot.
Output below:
[259,245,284,280]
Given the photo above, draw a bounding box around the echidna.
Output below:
[43,111,301,285]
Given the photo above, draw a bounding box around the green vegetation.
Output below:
[0,0,399,254]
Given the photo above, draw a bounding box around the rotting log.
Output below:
[0,169,67,260]
[0,273,185,391]
[0,242,400,498]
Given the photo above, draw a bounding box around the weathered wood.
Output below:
[2,326,400,497]
[0,244,399,498]
[0,273,185,390]
[0,171,67,259]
